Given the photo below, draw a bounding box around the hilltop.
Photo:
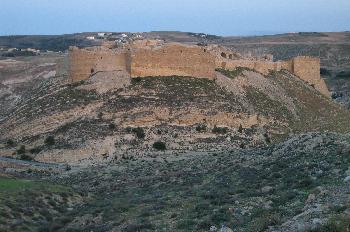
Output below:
[1,31,350,107]
[0,33,350,232]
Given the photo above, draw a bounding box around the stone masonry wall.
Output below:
[291,56,329,96]
[219,59,279,75]
[69,47,131,82]
[131,43,216,79]
[280,60,294,72]
[215,53,329,96]
[67,41,329,96]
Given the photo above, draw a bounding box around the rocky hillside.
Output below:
[323,70,350,108]
[0,54,64,120]
[1,32,350,232]
[0,67,349,165]
[1,132,350,231]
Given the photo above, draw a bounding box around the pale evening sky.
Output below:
[1,0,350,36]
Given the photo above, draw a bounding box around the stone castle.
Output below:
[68,39,329,96]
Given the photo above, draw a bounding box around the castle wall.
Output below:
[291,56,329,96]
[69,47,131,82]
[219,59,279,75]
[208,45,243,60]
[67,41,329,97]
[216,55,329,96]
[280,60,294,72]
[131,44,216,79]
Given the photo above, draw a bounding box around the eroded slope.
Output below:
[0,70,349,164]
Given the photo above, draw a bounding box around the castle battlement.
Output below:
[68,40,329,96]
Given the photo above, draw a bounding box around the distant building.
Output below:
[86,36,95,40]
[134,34,143,39]
[8,48,18,52]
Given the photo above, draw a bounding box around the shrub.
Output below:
[108,123,116,130]
[6,139,15,147]
[133,77,142,83]
[310,215,350,232]
[215,67,254,79]
[320,68,331,76]
[2,52,15,57]
[176,219,196,230]
[263,133,271,143]
[238,124,243,133]
[132,127,145,139]
[124,222,154,232]
[65,165,71,171]
[20,154,33,161]
[195,124,207,132]
[44,136,55,146]
[30,147,42,154]
[212,126,228,134]
[153,141,166,151]
[17,145,26,155]
[298,177,313,188]
[249,213,281,231]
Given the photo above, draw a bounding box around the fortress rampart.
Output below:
[290,56,329,96]
[68,40,329,96]
[213,46,329,96]
[278,57,329,96]
[218,59,278,75]
[69,47,131,82]
[131,43,216,79]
